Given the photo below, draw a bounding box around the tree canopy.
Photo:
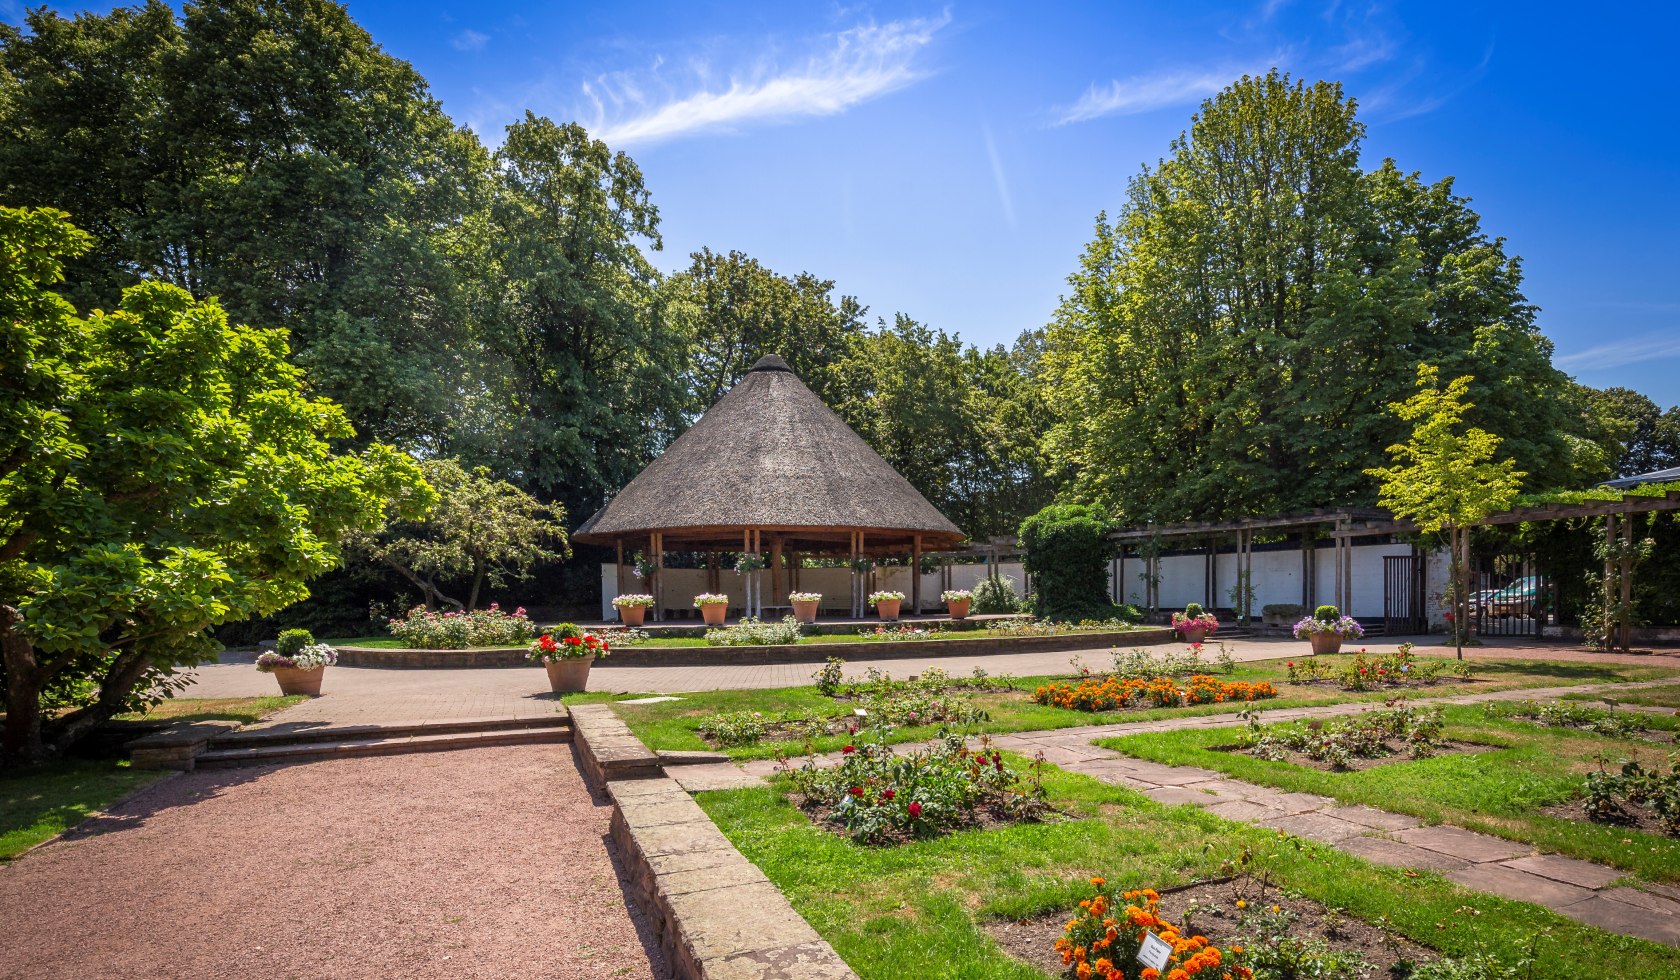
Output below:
[1042,71,1584,525]
[0,207,432,764]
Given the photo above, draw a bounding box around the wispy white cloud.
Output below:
[589,13,950,146]
[452,29,489,52]
[981,123,1015,228]
[1557,333,1680,372]
[1056,66,1262,124]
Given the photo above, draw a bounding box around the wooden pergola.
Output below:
[573,356,965,619]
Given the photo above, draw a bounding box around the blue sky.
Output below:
[14,2,1680,405]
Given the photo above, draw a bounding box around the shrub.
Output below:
[387,603,538,649]
[1585,756,1680,833]
[813,657,846,695]
[782,733,1049,844]
[1185,602,1204,618]
[1019,503,1113,620]
[971,575,1024,614]
[1483,699,1648,738]
[275,629,314,657]
[1240,702,1445,769]
[1315,604,1340,622]
[705,615,802,646]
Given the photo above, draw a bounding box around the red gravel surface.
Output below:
[0,745,665,979]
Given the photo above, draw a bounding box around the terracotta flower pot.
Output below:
[791,599,819,625]
[544,656,594,693]
[876,599,902,622]
[617,604,647,627]
[1178,625,1212,645]
[272,665,325,697]
[946,597,971,621]
[701,603,728,626]
[1309,633,1344,656]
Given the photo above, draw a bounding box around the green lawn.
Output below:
[0,760,162,860]
[698,760,1680,978]
[1567,682,1680,710]
[571,656,1678,761]
[3,695,302,861]
[1099,704,1680,882]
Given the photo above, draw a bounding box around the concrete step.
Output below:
[213,714,569,748]
[197,725,572,768]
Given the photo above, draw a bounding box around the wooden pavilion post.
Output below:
[770,534,785,612]
[651,531,664,623]
[912,535,923,615]
[1620,514,1636,651]
[615,539,625,605]
[1243,530,1254,625]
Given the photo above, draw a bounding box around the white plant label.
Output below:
[1137,932,1173,972]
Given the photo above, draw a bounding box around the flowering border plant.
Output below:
[1033,675,1276,712]
[387,603,537,649]
[1056,878,1247,980]
[256,643,338,672]
[1291,615,1365,639]
[1172,612,1219,635]
[527,632,610,663]
[941,589,973,602]
[868,590,905,604]
[612,594,655,608]
[693,593,730,607]
[788,591,823,603]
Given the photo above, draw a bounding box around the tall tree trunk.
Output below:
[467,562,485,611]
[1,605,46,766]
[46,648,152,755]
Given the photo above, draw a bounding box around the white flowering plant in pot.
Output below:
[255,643,338,672]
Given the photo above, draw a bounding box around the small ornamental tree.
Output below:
[0,208,434,765]
[1366,365,1524,659]
[1018,503,1114,620]
[346,458,569,611]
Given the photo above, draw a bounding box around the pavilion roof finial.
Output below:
[748,354,793,373]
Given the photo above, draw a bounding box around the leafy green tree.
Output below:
[1018,503,1114,620]
[1366,365,1525,657]
[666,247,867,412]
[0,208,432,764]
[0,0,490,449]
[1573,384,1680,478]
[348,458,569,611]
[476,114,690,517]
[1044,71,1576,524]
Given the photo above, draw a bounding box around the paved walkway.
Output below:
[0,744,664,980]
[180,637,1680,727]
[670,678,1680,948]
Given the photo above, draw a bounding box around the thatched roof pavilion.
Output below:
[574,354,964,618]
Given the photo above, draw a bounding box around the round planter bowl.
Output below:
[616,604,647,627]
[875,599,902,622]
[544,656,594,693]
[1178,625,1213,645]
[271,665,325,696]
[946,598,971,621]
[1309,633,1344,656]
[701,603,728,626]
[791,599,819,625]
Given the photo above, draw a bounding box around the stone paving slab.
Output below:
[1447,864,1596,908]
[1337,835,1470,871]
[1502,853,1625,890]
[672,763,769,792]
[1252,810,1368,843]
[1558,894,1680,947]
[1333,804,1423,831]
[1392,826,1531,863]
[1598,886,1680,914]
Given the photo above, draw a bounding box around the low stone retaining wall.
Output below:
[337,627,1175,670]
[568,703,664,790]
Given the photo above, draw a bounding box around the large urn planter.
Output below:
[1178,625,1214,645]
[695,595,730,626]
[617,604,647,627]
[869,592,904,623]
[1309,633,1344,656]
[272,665,325,696]
[544,656,594,693]
[790,595,821,625]
[946,597,971,621]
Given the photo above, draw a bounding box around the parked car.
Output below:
[1479,576,1546,617]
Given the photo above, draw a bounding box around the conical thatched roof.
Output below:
[573,355,963,549]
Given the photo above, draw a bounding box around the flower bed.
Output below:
[1283,646,1474,691]
[1581,757,1680,836]
[994,874,1444,980]
[1483,699,1655,740]
[1032,675,1278,713]
[697,665,1000,748]
[705,615,802,646]
[781,733,1052,844]
[1233,702,1462,771]
[386,603,537,649]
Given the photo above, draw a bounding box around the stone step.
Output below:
[212,714,569,748]
[196,725,572,768]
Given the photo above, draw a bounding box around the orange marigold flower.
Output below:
[1063,950,1074,966]
[1091,876,1106,887]
[1141,971,1159,980]
[1076,946,1087,963]
[1095,958,1114,972]
[1078,964,1093,980]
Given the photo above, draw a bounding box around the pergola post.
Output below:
[615,539,625,607]
[651,531,664,623]
[770,534,784,612]
[912,535,923,615]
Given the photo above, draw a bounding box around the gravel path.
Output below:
[0,745,665,980]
